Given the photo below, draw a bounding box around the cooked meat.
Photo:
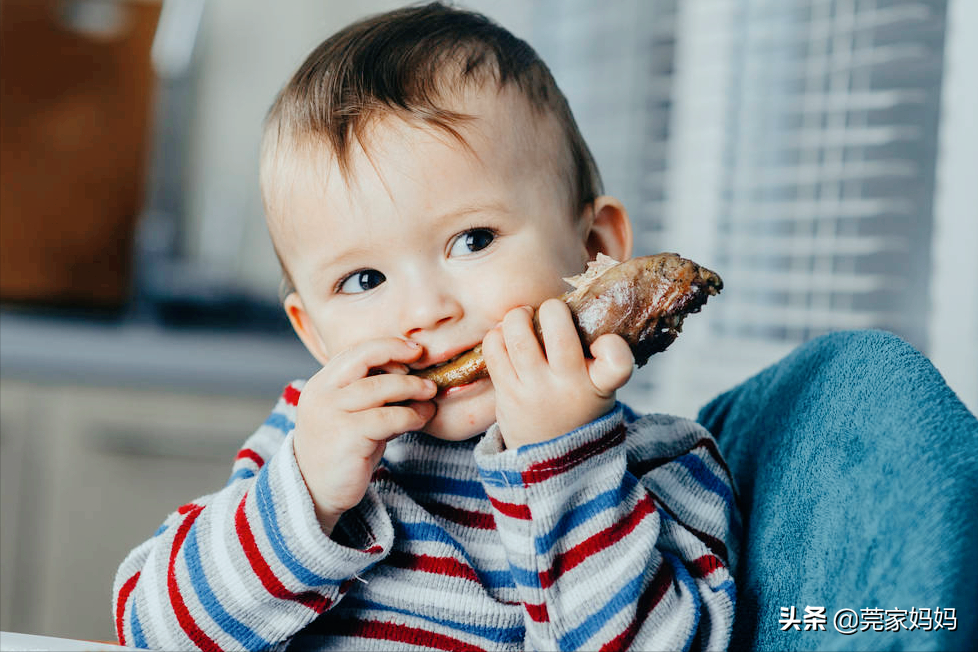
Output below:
[414,253,723,389]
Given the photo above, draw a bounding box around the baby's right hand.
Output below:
[292,338,437,535]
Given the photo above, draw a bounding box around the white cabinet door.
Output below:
[0,382,37,632]
[0,381,276,642]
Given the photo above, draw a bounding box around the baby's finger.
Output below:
[328,338,425,387]
[340,373,437,411]
[538,299,586,374]
[501,305,545,380]
[587,334,634,396]
[358,402,436,441]
[372,362,410,375]
[482,325,517,388]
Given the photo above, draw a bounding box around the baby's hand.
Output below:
[292,338,437,535]
[482,300,634,449]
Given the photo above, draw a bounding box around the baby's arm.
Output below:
[474,407,739,652]
[112,350,431,650]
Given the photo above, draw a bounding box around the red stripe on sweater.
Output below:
[522,423,626,485]
[115,571,141,646]
[524,601,549,623]
[233,495,331,612]
[234,448,265,468]
[539,493,655,589]
[488,496,531,520]
[282,384,301,406]
[335,619,486,652]
[167,505,220,652]
[386,550,481,583]
[599,560,675,652]
[689,553,724,578]
[177,502,200,515]
[421,500,496,530]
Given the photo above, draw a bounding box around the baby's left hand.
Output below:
[482,300,634,449]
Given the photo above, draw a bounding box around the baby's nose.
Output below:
[400,282,463,336]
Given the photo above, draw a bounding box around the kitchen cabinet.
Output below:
[0,379,276,642]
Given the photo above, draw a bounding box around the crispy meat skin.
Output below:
[414,253,723,389]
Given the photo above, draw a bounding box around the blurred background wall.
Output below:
[1,0,975,642]
[3,0,974,410]
[113,0,977,414]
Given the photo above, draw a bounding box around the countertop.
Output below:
[0,310,320,398]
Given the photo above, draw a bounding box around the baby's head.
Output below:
[260,2,633,440]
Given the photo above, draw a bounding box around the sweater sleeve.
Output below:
[111,382,394,651]
[473,403,739,652]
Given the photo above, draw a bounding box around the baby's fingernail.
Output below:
[423,379,437,390]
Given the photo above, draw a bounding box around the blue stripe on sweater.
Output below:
[478,467,524,488]
[396,521,515,589]
[534,473,639,555]
[674,453,735,508]
[264,413,294,434]
[184,521,271,650]
[131,598,147,649]
[621,402,640,423]
[507,561,539,588]
[344,596,524,643]
[396,473,487,499]
[557,568,645,650]
[226,468,256,485]
[254,466,343,586]
[715,578,737,605]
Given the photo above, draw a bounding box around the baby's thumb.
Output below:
[588,334,634,396]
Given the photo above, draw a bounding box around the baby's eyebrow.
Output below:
[310,244,375,287]
[431,200,511,226]
[322,244,374,269]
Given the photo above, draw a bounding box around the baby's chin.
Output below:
[420,377,496,441]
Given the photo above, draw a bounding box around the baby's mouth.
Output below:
[438,373,490,399]
[414,348,470,373]
[411,344,488,390]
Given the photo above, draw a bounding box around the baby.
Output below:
[114,3,739,650]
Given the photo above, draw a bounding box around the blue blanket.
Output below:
[697,329,978,651]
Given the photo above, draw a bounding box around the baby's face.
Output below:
[276,88,591,440]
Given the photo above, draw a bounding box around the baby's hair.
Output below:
[262,1,602,297]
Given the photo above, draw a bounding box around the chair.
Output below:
[697,330,978,651]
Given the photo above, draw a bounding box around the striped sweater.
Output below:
[113,381,739,651]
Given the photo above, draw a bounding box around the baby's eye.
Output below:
[338,269,386,294]
[448,228,496,257]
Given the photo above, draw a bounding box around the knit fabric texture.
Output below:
[114,385,739,651]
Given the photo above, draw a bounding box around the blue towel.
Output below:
[697,329,978,651]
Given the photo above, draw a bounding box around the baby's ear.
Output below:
[583,195,633,261]
[284,293,330,366]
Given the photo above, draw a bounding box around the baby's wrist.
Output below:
[291,431,344,535]
[499,395,616,449]
[312,502,343,537]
